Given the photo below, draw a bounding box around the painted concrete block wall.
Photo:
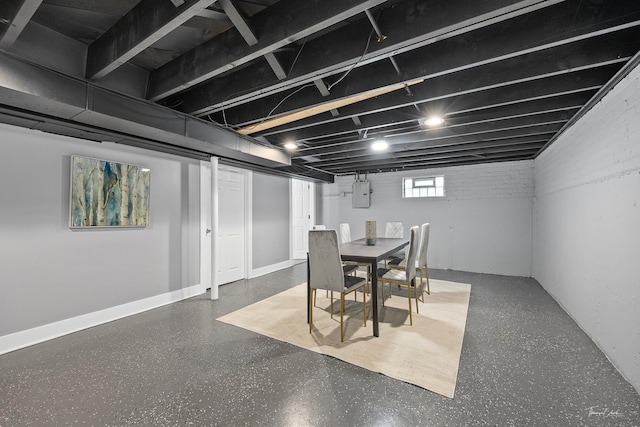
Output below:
[251,172,290,269]
[533,65,640,391]
[324,161,534,276]
[0,124,201,337]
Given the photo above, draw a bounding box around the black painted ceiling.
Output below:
[1,0,639,181]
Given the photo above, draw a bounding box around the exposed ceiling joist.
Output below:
[1,0,639,180]
[147,0,389,101]
[310,136,549,169]
[218,0,257,44]
[171,0,563,116]
[296,121,565,158]
[219,21,640,130]
[218,0,287,79]
[253,60,623,139]
[86,0,216,80]
[269,92,589,144]
[0,0,42,49]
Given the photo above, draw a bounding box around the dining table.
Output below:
[307,236,409,337]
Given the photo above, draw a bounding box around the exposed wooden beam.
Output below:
[237,80,423,135]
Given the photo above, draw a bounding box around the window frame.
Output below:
[402,175,445,198]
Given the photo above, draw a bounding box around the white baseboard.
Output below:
[0,284,205,356]
[249,259,296,279]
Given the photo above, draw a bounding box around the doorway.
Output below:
[291,179,314,259]
[217,165,247,284]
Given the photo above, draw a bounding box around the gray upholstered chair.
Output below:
[378,225,420,325]
[313,224,357,305]
[385,221,404,238]
[389,223,430,300]
[384,221,406,265]
[308,229,368,342]
[338,222,352,243]
[339,222,371,280]
[315,224,357,273]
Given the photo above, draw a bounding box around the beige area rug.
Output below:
[217,279,471,398]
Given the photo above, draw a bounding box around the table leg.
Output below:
[370,260,379,337]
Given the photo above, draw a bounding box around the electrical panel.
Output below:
[352,181,370,208]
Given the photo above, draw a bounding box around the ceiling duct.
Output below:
[0,52,290,169]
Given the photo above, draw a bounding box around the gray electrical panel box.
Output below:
[352,181,370,208]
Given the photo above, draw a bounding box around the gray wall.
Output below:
[325,161,534,277]
[533,65,640,391]
[0,124,201,336]
[251,172,290,269]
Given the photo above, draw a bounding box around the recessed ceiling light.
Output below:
[284,142,298,151]
[371,139,388,151]
[424,116,445,127]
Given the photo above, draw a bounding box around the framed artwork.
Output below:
[69,155,150,228]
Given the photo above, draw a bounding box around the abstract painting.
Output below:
[70,155,150,228]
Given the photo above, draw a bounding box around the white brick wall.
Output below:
[534,63,640,392]
[333,161,534,202]
[536,72,640,196]
[322,160,534,276]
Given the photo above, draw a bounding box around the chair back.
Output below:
[313,224,327,230]
[403,226,420,282]
[385,221,404,238]
[418,223,430,268]
[308,230,345,293]
[339,223,351,244]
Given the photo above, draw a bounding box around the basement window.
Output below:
[402,176,445,198]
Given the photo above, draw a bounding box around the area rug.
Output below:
[217,279,471,398]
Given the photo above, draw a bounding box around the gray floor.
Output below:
[1,265,639,426]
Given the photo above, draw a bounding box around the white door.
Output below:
[292,179,311,259]
[200,160,212,294]
[218,165,246,284]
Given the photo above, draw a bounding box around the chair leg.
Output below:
[330,291,334,318]
[381,279,386,306]
[340,294,345,342]
[366,265,370,288]
[365,281,371,319]
[309,289,314,333]
[425,263,431,295]
[362,287,367,326]
[417,268,425,303]
[414,280,420,314]
[356,266,370,300]
[407,287,413,326]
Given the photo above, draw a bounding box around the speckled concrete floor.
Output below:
[1,265,639,426]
